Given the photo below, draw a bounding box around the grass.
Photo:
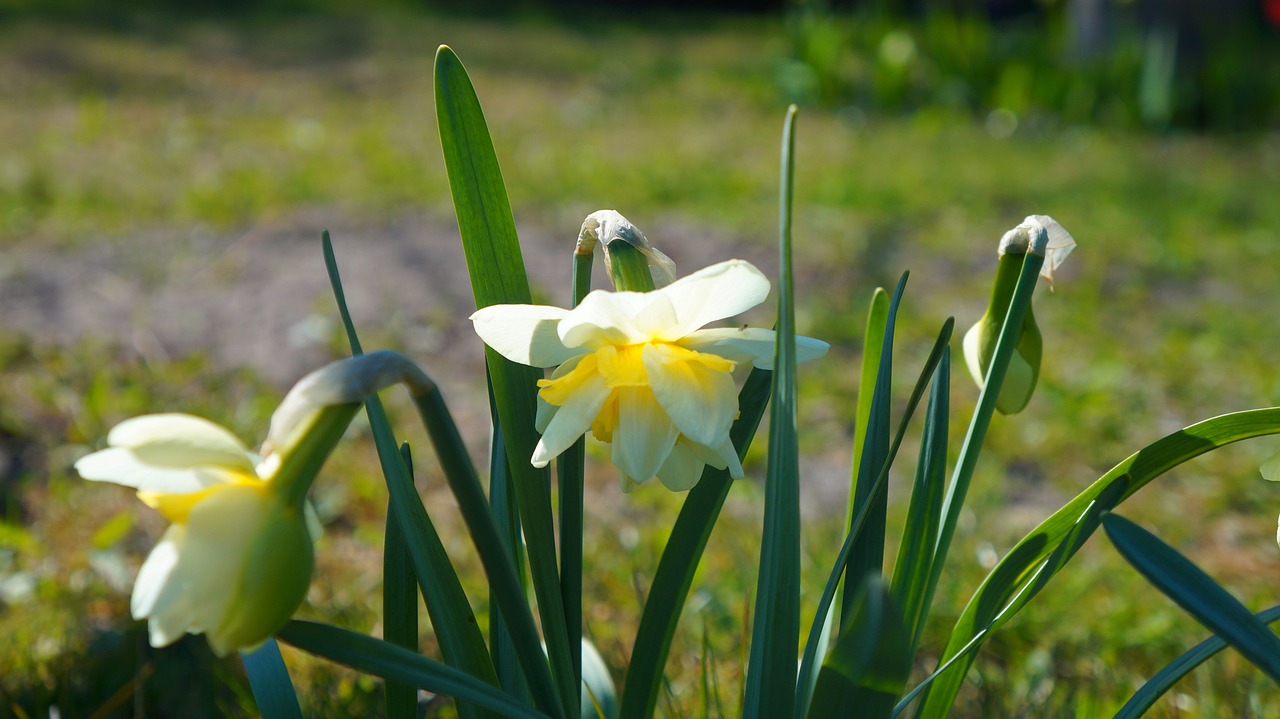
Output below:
[1,6,1278,717]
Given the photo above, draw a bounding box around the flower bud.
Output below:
[578,210,676,291]
[964,215,1074,415]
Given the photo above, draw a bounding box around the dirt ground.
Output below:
[1,209,780,387]
[1,209,862,510]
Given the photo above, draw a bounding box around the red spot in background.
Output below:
[1267,0,1280,26]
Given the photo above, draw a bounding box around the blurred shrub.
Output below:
[782,0,1280,132]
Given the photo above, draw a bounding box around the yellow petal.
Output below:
[643,343,737,447]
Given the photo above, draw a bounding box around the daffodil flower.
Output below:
[472,259,829,491]
[75,351,420,656]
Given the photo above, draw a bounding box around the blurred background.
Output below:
[1,0,1278,716]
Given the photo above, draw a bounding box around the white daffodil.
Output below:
[75,351,421,656]
[472,259,828,492]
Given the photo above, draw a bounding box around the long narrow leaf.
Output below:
[486,384,530,701]
[849,289,889,519]
[559,249,594,705]
[842,273,908,623]
[743,104,802,719]
[889,348,950,656]
[1115,604,1280,719]
[279,621,548,719]
[796,319,952,719]
[384,444,421,719]
[617,368,772,719]
[435,45,575,715]
[1102,513,1280,681]
[807,577,911,719]
[912,407,1280,716]
[322,233,501,719]
[241,639,304,719]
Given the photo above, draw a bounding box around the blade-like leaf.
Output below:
[1115,604,1280,719]
[617,368,772,719]
[807,577,912,719]
[912,406,1280,717]
[743,104,802,719]
[279,621,548,719]
[890,348,950,656]
[436,45,575,715]
[842,272,908,624]
[1102,513,1280,681]
[384,443,420,719]
[796,319,952,719]
[322,233,501,719]
[241,639,304,719]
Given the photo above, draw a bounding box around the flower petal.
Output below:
[76,448,238,494]
[531,372,611,468]
[610,388,679,483]
[656,260,770,339]
[655,442,705,492]
[131,525,183,622]
[103,414,257,474]
[643,344,737,447]
[558,290,662,349]
[471,304,576,367]
[678,327,829,370]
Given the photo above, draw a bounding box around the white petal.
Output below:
[610,388,679,483]
[471,304,575,367]
[76,448,232,494]
[655,442,705,492]
[686,437,745,480]
[104,414,256,474]
[678,328,829,370]
[531,373,611,468]
[136,486,268,654]
[558,290,661,349]
[1262,451,1280,481]
[643,344,737,447]
[962,322,986,387]
[131,525,184,621]
[656,260,770,339]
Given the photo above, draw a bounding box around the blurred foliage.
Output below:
[782,0,1280,132]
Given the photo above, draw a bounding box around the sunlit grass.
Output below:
[1,7,1277,717]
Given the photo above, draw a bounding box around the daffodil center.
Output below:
[138,472,263,524]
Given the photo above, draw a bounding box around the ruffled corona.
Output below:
[472,259,828,491]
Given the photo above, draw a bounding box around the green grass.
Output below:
[1,7,1278,717]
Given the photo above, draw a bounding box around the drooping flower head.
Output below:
[75,351,420,655]
[472,259,828,491]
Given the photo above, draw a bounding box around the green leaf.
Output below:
[241,639,304,719]
[911,406,1280,717]
[849,288,889,521]
[807,577,911,719]
[322,234,502,719]
[384,443,420,719]
[279,621,549,719]
[743,104,802,719]
[435,45,575,716]
[1115,604,1280,719]
[1102,513,1280,682]
[842,272,908,623]
[618,368,772,719]
[889,347,950,656]
[796,319,952,719]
